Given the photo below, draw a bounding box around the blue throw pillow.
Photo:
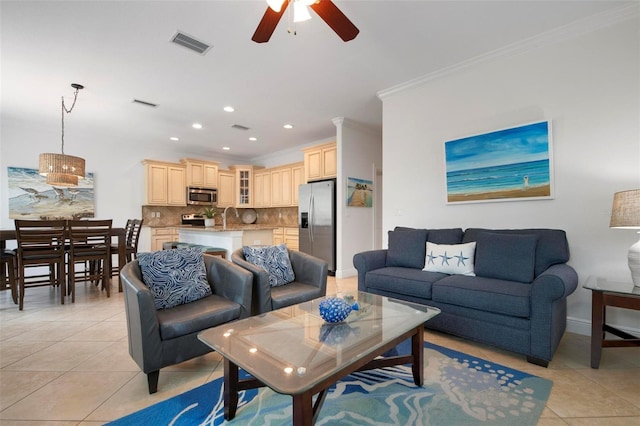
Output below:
[474,232,538,283]
[243,244,295,287]
[386,229,428,269]
[137,248,212,310]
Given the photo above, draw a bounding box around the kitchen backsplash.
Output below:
[141,206,299,228]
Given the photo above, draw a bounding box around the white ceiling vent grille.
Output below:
[171,31,211,55]
[231,124,250,131]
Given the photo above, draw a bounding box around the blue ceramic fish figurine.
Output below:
[318,297,359,323]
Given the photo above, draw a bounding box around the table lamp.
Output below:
[610,189,640,287]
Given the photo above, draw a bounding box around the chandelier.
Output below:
[38,83,86,187]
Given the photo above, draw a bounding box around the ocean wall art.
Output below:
[7,167,95,219]
[444,121,553,204]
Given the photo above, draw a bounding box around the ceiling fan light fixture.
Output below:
[266,0,285,12]
[293,1,312,22]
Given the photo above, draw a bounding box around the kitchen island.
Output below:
[177,225,275,259]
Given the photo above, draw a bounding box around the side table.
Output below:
[583,276,640,368]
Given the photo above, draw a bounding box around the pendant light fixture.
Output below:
[38,83,86,187]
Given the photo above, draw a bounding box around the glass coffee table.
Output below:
[199,291,440,425]
[583,276,640,368]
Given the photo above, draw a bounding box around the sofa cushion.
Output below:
[432,275,531,318]
[243,244,295,287]
[365,267,446,300]
[386,228,428,268]
[137,248,212,310]
[463,228,569,277]
[423,241,476,276]
[427,228,464,244]
[156,294,241,340]
[474,232,538,283]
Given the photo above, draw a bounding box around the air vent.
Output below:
[171,31,211,55]
[231,124,250,131]
[132,99,158,108]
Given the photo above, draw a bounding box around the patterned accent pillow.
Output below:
[243,244,295,287]
[137,248,212,310]
[423,241,476,276]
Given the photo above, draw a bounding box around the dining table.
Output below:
[0,226,127,293]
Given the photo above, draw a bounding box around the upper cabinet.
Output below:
[229,165,263,208]
[303,142,336,182]
[254,169,271,208]
[217,170,235,208]
[142,160,186,206]
[253,162,303,208]
[181,158,219,188]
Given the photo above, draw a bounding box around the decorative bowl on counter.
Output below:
[242,208,257,224]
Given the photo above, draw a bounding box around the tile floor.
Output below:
[1,276,639,425]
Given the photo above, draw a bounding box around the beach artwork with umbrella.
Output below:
[7,167,95,219]
[444,121,553,204]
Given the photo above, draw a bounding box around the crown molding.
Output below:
[377,3,639,100]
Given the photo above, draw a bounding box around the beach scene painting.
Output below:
[7,167,95,219]
[445,121,553,203]
[347,177,373,207]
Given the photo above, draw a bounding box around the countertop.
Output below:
[145,224,294,230]
[177,225,277,232]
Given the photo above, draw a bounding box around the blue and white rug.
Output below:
[108,341,552,425]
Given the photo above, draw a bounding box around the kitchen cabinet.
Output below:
[150,227,179,252]
[181,158,219,188]
[273,227,299,250]
[254,170,271,208]
[142,160,186,206]
[302,142,336,182]
[230,165,263,208]
[292,163,304,205]
[273,227,284,245]
[217,170,235,207]
[260,162,303,207]
[284,227,299,251]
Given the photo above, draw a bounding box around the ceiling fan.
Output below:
[252,0,359,43]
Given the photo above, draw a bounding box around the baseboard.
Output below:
[335,268,357,279]
[566,316,640,337]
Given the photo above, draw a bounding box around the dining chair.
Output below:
[14,219,67,310]
[67,219,113,302]
[108,218,143,277]
[0,249,18,304]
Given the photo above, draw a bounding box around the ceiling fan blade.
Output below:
[310,0,359,42]
[252,0,290,43]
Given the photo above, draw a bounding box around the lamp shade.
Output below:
[610,189,640,228]
[266,0,285,12]
[39,153,86,187]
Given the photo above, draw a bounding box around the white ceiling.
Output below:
[1,1,632,161]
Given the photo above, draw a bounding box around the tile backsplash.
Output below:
[141,205,298,227]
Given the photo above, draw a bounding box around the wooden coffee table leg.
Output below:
[292,391,313,426]
[224,358,239,420]
[411,325,424,386]
[590,291,604,369]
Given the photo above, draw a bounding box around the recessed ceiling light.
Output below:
[222,146,230,151]
[223,106,235,112]
[283,124,294,129]
[192,123,203,129]
[169,137,179,141]
[249,137,257,141]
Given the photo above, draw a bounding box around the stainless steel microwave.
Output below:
[186,187,217,206]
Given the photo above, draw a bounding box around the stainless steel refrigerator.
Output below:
[299,179,336,275]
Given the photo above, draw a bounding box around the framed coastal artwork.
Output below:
[346,177,373,207]
[7,167,95,219]
[444,121,553,204]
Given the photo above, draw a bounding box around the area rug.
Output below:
[108,341,552,425]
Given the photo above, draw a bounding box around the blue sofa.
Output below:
[353,227,578,367]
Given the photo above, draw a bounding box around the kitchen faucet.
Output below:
[222,206,239,230]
